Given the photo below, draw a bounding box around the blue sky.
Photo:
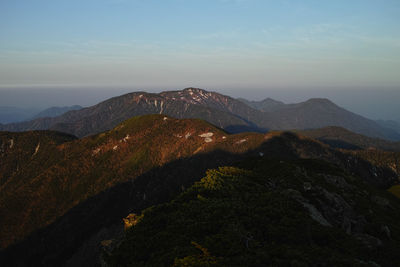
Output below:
[0,0,400,90]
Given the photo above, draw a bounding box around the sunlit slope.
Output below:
[0,114,264,248]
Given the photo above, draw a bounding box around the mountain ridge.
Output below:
[0,88,398,141]
[240,96,400,140]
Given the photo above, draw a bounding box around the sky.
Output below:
[0,0,400,119]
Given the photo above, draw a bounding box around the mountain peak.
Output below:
[183,87,207,92]
[239,97,285,112]
[159,88,231,107]
[261,97,282,103]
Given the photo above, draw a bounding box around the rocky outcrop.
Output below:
[283,172,395,252]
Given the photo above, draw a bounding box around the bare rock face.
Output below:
[324,174,354,190]
[282,171,390,251]
[283,189,332,227]
[354,233,383,250]
[371,195,390,207]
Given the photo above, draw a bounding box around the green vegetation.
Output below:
[106,159,400,266]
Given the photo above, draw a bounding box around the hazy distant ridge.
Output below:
[30,105,82,119]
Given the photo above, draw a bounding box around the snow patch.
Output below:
[199,132,214,138]
[92,148,101,155]
[160,101,165,114]
[123,134,130,142]
[9,139,14,148]
[236,139,247,144]
[174,134,182,138]
[185,132,192,139]
[193,146,203,154]
[163,116,168,121]
[113,145,118,151]
[222,136,227,139]
[33,143,40,156]
[198,132,214,143]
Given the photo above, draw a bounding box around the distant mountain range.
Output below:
[239,97,400,141]
[30,105,82,119]
[0,106,41,124]
[1,115,398,266]
[0,105,82,124]
[0,88,399,141]
[238,97,286,112]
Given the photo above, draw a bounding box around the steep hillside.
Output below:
[0,115,398,266]
[0,131,77,187]
[0,114,253,249]
[297,126,400,151]
[106,159,400,266]
[1,88,397,140]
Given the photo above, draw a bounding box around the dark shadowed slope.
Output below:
[106,158,400,267]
